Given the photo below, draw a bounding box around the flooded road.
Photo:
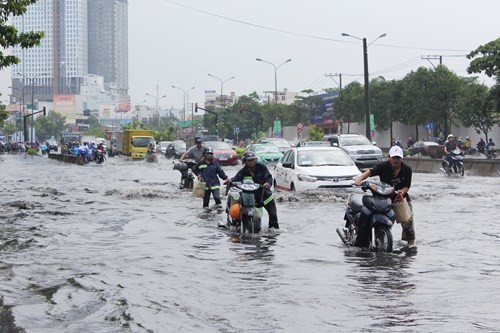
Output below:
[1,153,499,332]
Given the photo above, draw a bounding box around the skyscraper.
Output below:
[88,0,128,96]
[10,0,128,103]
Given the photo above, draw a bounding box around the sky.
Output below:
[1,0,499,110]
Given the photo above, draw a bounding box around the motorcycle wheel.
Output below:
[374,225,393,253]
[185,178,194,190]
[242,215,261,234]
[457,164,464,177]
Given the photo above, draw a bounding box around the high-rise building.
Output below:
[10,0,128,103]
[88,0,128,96]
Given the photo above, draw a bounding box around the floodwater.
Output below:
[1,153,499,333]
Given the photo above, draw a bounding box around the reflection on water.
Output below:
[0,154,499,332]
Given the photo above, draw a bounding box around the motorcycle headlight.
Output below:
[297,174,317,182]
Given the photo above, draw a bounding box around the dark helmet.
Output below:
[195,137,203,144]
[203,147,213,155]
[242,151,258,163]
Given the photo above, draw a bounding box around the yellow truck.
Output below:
[115,129,154,159]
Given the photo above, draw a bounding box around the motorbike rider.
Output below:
[180,137,205,162]
[225,151,279,229]
[354,146,415,247]
[194,147,229,211]
[464,136,472,153]
[179,137,206,185]
[444,134,459,170]
[486,138,496,156]
[477,138,486,154]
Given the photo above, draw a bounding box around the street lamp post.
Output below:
[207,74,235,108]
[145,84,167,128]
[341,33,386,140]
[18,72,47,142]
[256,58,292,103]
[9,85,30,141]
[172,85,195,135]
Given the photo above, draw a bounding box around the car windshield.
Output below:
[132,137,154,148]
[263,139,291,147]
[254,145,281,154]
[297,150,354,167]
[340,136,372,146]
[205,141,231,150]
[174,141,186,150]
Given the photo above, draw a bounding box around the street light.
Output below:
[9,85,30,141]
[341,33,386,140]
[171,85,195,122]
[145,84,167,128]
[207,74,235,108]
[256,58,292,103]
[18,72,47,142]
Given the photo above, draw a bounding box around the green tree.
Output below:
[467,38,500,112]
[0,98,7,126]
[34,110,66,140]
[455,81,498,140]
[307,125,324,141]
[1,119,17,137]
[467,38,500,79]
[335,81,364,127]
[0,1,45,70]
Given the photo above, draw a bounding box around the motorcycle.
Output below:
[94,149,106,164]
[336,179,395,252]
[146,148,158,163]
[173,159,196,189]
[486,145,496,159]
[440,148,464,177]
[223,179,263,234]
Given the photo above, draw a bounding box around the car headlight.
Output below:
[297,174,317,182]
[346,150,357,156]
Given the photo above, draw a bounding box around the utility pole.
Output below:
[325,73,344,133]
[421,55,443,68]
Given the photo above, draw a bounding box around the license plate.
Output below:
[219,157,227,161]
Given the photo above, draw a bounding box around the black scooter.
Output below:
[173,159,196,189]
[336,180,395,252]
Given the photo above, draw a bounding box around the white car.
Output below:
[156,141,172,155]
[273,143,361,192]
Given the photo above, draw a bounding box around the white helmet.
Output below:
[447,134,454,139]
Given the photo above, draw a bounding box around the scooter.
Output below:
[336,179,395,252]
[486,145,496,159]
[440,148,464,177]
[173,159,196,189]
[146,148,158,163]
[94,150,106,164]
[224,179,263,234]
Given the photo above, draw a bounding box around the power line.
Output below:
[162,0,473,53]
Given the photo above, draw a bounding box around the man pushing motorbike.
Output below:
[225,151,279,229]
[354,146,415,247]
[194,147,229,211]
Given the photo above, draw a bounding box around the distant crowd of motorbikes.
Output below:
[60,141,106,164]
[0,140,57,155]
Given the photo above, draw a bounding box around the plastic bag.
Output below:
[192,180,206,198]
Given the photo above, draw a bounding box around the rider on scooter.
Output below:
[354,146,415,247]
[225,151,279,229]
[444,134,458,170]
